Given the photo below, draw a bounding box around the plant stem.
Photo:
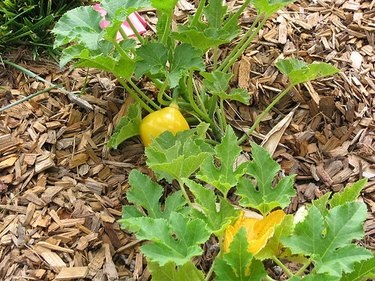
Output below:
[193,79,209,117]
[295,259,312,276]
[265,276,278,281]
[187,71,211,124]
[161,12,172,45]
[126,15,144,44]
[190,0,206,26]
[205,262,215,281]
[116,76,153,113]
[272,256,294,278]
[213,47,219,70]
[223,16,267,72]
[219,98,227,129]
[218,15,264,72]
[223,0,252,30]
[118,26,129,41]
[157,80,170,106]
[127,79,160,110]
[177,179,193,208]
[0,86,57,113]
[113,41,132,61]
[237,84,293,144]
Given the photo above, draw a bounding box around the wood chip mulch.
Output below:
[0,0,374,280]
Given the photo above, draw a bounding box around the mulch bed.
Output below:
[0,0,374,280]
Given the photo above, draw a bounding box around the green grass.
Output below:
[0,0,92,58]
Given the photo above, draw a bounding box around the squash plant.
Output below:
[120,126,375,280]
[51,1,375,279]
[52,0,338,147]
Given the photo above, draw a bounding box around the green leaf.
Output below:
[201,71,250,104]
[123,169,186,220]
[52,6,102,49]
[107,103,141,149]
[173,26,236,52]
[227,88,251,104]
[283,202,372,277]
[146,124,213,182]
[214,228,268,280]
[151,0,178,13]
[256,214,294,260]
[197,126,247,197]
[275,58,340,85]
[251,0,297,17]
[204,0,227,28]
[288,275,338,281]
[236,143,296,215]
[126,169,163,218]
[168,43,205,87]
[183,179,240,235]
[330,179,367,208]
[173,0,239,51]
[149,261,205,281]
[59,44,86,67]
[341,253,375,281]
[135,42,168,78]
[101,0,150,19]
[124,212,210,266]
[121,171,210,266]
[312,192,331,216]
[74,49,135,79]
[202,71,232,94]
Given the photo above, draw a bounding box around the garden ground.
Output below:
[0,0,374,280]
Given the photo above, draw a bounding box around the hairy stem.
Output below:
[213,47,219,70]
[177,179,193,208]
[223,0,252,30]
[157,80,170,106]
[187,71,211,123]
[127,79,160,110]
[237,84,293,144]
[295,259,312,276]
[160,12,172,45]
[126,15,144,44]
[190,0,206,26]
[204,262,215,281]
[219,98,227,129]
[116,76,153,113]
[113,40,132,61]
[218,15,264,72]
[118,27,129,41]
[272,256,294,278]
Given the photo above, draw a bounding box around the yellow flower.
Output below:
[223,209,286,255]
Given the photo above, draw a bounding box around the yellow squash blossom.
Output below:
[223,209,286,255]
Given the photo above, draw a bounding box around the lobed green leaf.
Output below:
[135,42,168,78]
[146,124,213,182]
[107,103,142,149]
[52,6,102,49]
[341,253,375,281]
[197,126,247,197]
[283,202,372,277]
[124,212,210,266]
[148,261,205,281]
[251,0,297,17]
[276,58,340,85]
[330,178,367,208]
[168,43,205,87]
[183,179,240,235]
[236,143,296,215]
[214,228,268,280]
